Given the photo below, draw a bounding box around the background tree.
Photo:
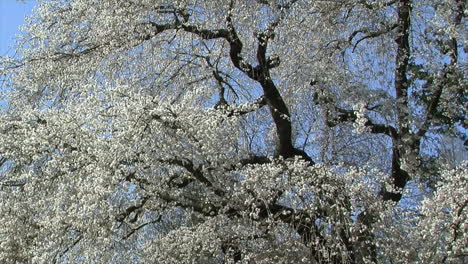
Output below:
[0,0,466,263]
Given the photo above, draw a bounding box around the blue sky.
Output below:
[0,0,37,56]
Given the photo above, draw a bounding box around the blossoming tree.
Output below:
[0,0,466,263]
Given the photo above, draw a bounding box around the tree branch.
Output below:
[54,234,82,264]
[349,24,398,52]
[115,196,150,222]
[218,96,267,117]
[321,104,398,139]
[123,215,162,240]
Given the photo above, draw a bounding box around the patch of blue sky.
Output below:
[1,1,37,109]
[0,0,37,57]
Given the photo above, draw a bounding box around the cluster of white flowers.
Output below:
[413,163,467,263]
[353,103,370,135]
[0,0,465,263]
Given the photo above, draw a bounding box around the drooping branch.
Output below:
[349,23,399,52]
[200,53,233,107]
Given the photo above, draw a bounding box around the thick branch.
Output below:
[394,0,411,136]
[379,0,413,204]
[380,147,410,202]
[253,20,311,161]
